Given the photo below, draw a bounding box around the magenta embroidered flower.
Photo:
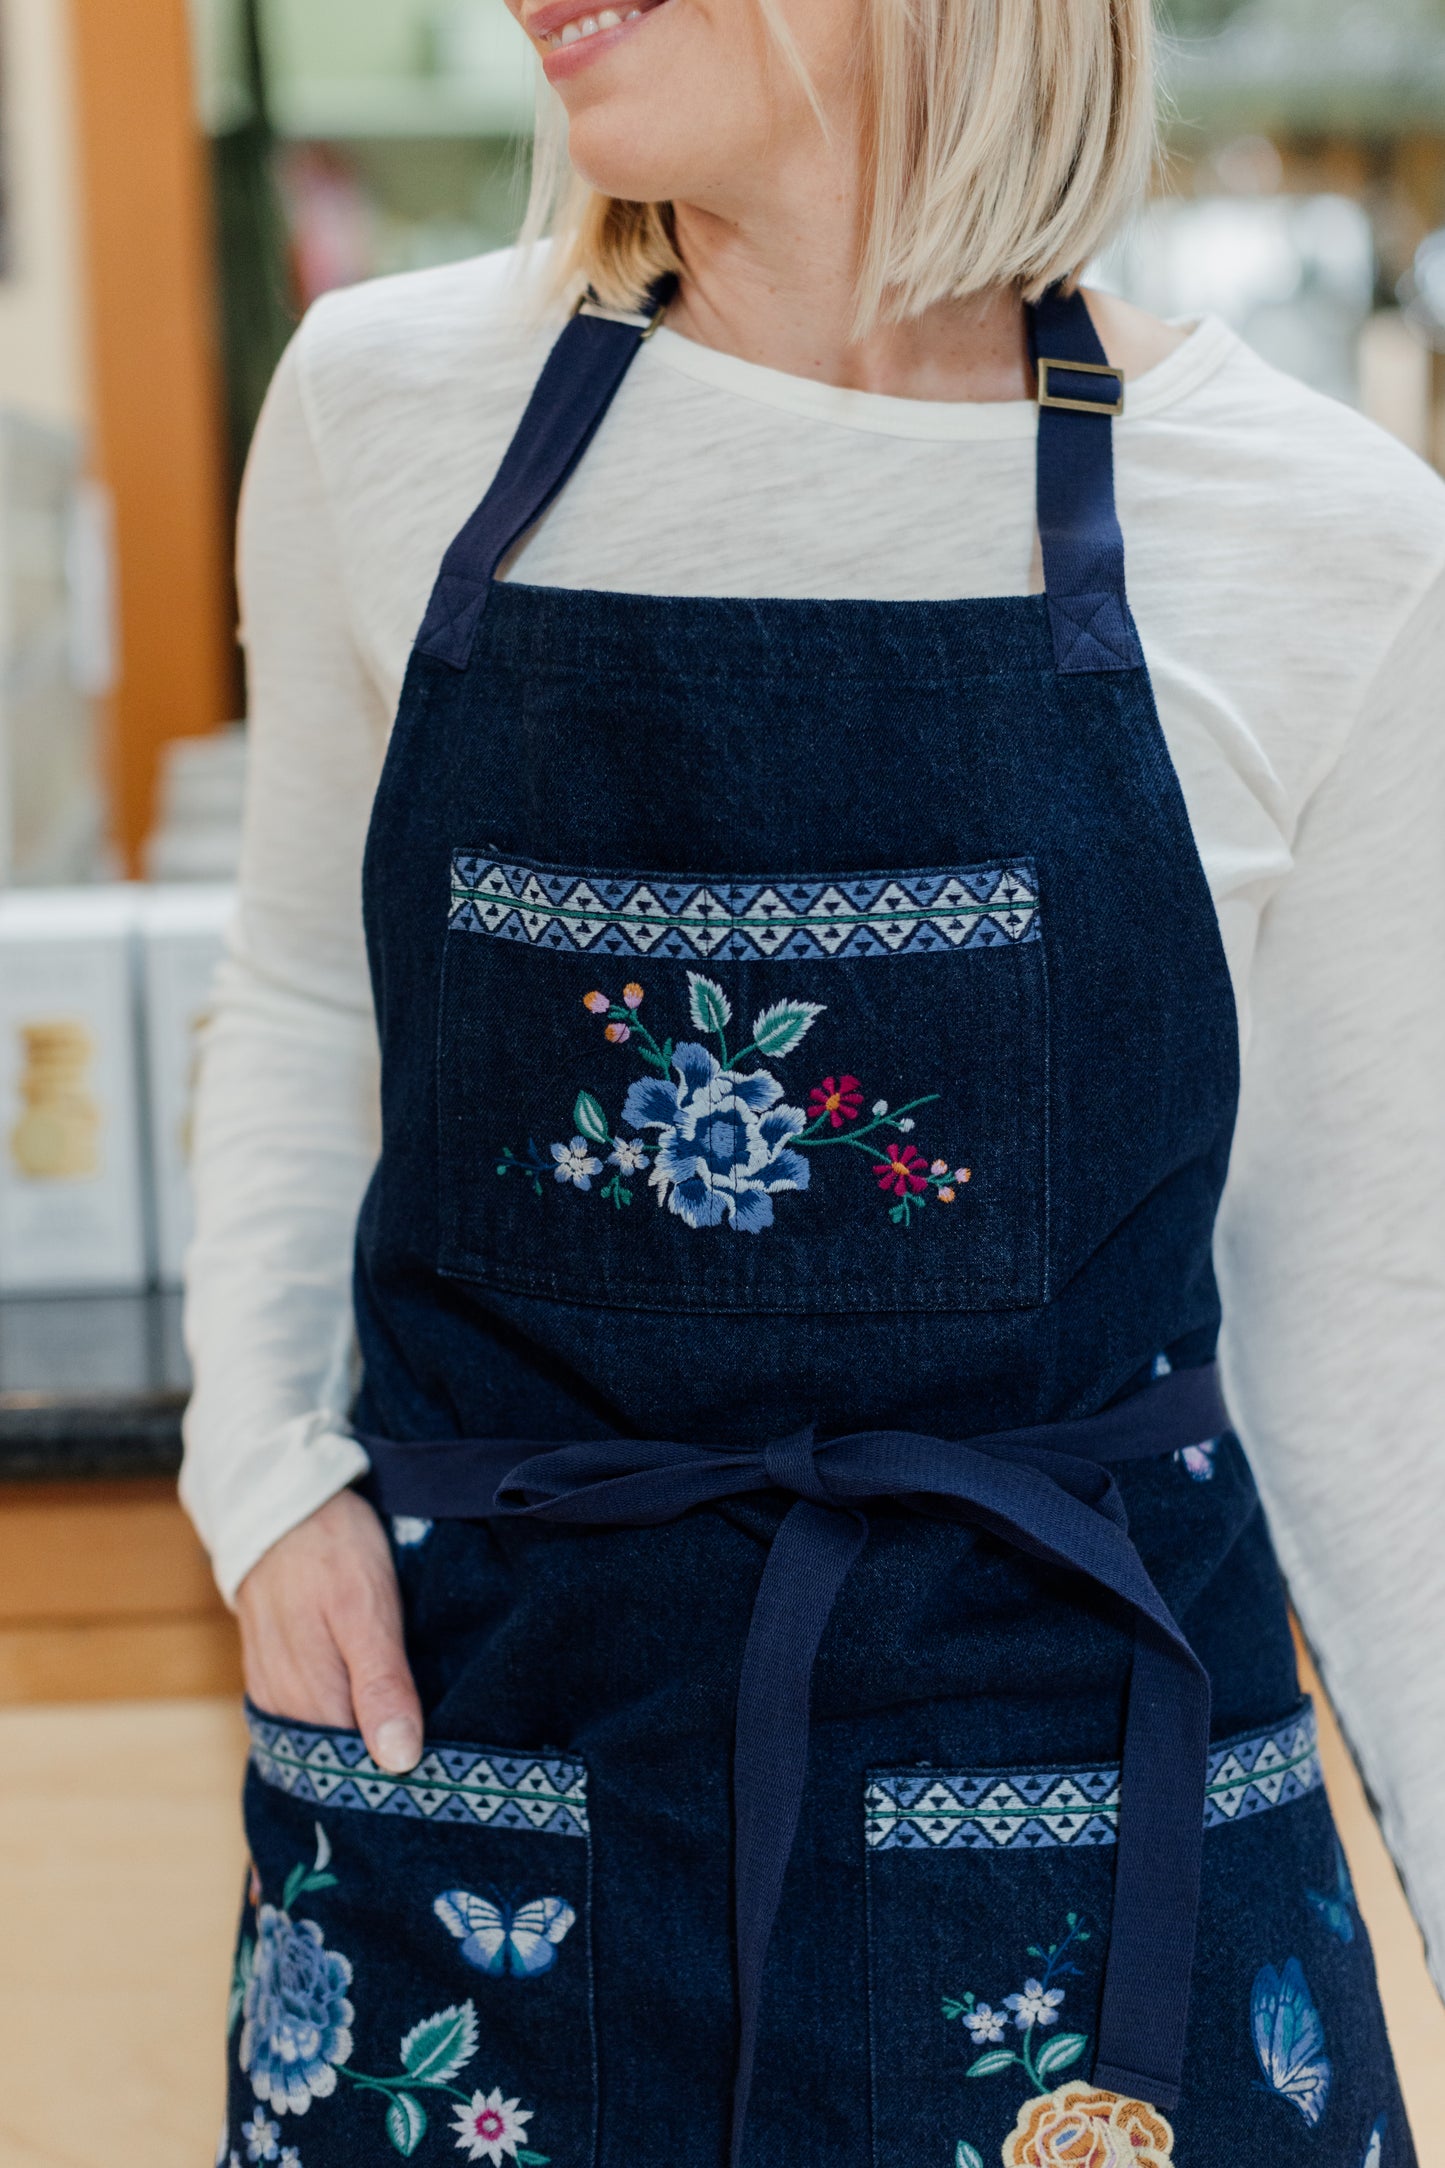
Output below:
[582,990,609,1015]
[877,1143,929,1197]
[622,982,644,1008]
[808,1074,863,1128]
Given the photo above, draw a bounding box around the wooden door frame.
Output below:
[68,0,234,870]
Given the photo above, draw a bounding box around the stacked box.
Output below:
[136,885,233,1285]
[0,887,146,1291]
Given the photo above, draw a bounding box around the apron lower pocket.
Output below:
[221,1706,596,2168]
[864,1698,1413,2168]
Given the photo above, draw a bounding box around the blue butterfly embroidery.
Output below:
[1307,1842,1357,1945]
[434,1889,576,1977]
[1251,1957,1332,2126]
[1361,2113,1387,2168]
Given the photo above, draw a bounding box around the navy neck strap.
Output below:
[416,279,1141,676]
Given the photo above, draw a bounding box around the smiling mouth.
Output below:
[530,0,669,52]
[546,7,640,46]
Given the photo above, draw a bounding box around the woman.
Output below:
[187,2,1445,2163]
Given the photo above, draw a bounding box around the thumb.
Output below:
[330,1578,424,1775]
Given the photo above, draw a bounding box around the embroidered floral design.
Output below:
[550,1138,601,1189]
[1003,2085,1174,2167]
[943,1916,1091,2094]
[809,1074,863,1128]
[241,1908,354,2114]
[242,2113,281,2163]
[450,2089,545,2164]
[1175,1440,1218,1482]
[391,1517,434,1548]
[1007,1980,1067,2032]
[496,974,968,1231]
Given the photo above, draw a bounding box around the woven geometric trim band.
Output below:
[865,1702,1320,1851]
[449,852,1040,962]
[248,1712,589,1838]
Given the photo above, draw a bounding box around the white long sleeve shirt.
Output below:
[182,244,1445,1988]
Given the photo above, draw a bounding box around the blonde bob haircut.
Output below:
[524,0,1156,332]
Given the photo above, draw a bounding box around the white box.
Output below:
[0,886,147,1292]
[138,884,234,1284]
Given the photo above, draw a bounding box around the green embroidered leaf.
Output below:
[400,2001,479,2085]
[226,1937,254,2037]
[385,2093,427,2156]
[281,1862,306,1913]
[966,2050,1018,2079]
[956,2146,986,2168]
[573,1090,610,1145]
[299,1871,339,1897]
[687,972,732,1035]
[941,1998,968,2021]
[1035,2033,1088,2078]
[516,2153,551,2165]
[749,999,824,1059]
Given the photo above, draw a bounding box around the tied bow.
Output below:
[364,1363,1224,2161]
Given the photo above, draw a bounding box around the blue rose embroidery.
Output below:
[497,973,969,1231]
[241,1906,355,2115]
[622,1042,809,1232]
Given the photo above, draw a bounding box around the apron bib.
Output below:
[221,287,1413,2168]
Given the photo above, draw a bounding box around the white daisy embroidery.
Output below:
[450,2088,534,2164]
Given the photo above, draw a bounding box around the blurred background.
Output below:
[1,2,1445,2162]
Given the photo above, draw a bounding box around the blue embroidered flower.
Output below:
[622,1041,809,1233]
[240,1906,355,2116]
[551,1136,601,1189]
[390,1515,434,1547]
[962,2003,1007,2044]
[242,2112,281,2162]
[1005,1978,1066,2031]
[608,1138,649,1174]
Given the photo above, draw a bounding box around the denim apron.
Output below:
[221,287,1413,2168]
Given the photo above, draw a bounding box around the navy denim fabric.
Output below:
[220,295,1413,2166]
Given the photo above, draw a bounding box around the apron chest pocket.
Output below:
[436,848,1050,1315]
[862,1700,1404,2168]
[224,1709,597,2168]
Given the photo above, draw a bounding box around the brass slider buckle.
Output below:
[1037,356,1125,416]
[574,294,669,340]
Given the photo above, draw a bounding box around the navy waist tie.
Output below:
[362,1361,1224,2157]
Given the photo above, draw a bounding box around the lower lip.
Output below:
[540,6,658,81]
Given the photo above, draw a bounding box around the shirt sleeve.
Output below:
[179,326,386,1602]
[1216,561,1445,1994]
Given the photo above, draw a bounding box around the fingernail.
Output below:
[375,1717,422,1773]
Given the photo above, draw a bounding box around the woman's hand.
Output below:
[236,1488,424,1774]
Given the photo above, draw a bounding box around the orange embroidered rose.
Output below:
[1003,2084,1175,2168]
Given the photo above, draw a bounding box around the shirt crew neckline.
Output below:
[644,311,1237,440]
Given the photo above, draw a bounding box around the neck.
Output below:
[662,169,1032,403]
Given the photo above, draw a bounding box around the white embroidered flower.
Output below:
[450,2088,534,2163]
[896,1117,916,1132]
[551,1136,601,1190]
[1005,1979,1066,2030]
[871,1099,889,1117]
[963,2002,1007,2043]
[278,2151,301,2168]
[243,2112,281,2163]
[608,1138,649,1173]
[390,1516,433,1547]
